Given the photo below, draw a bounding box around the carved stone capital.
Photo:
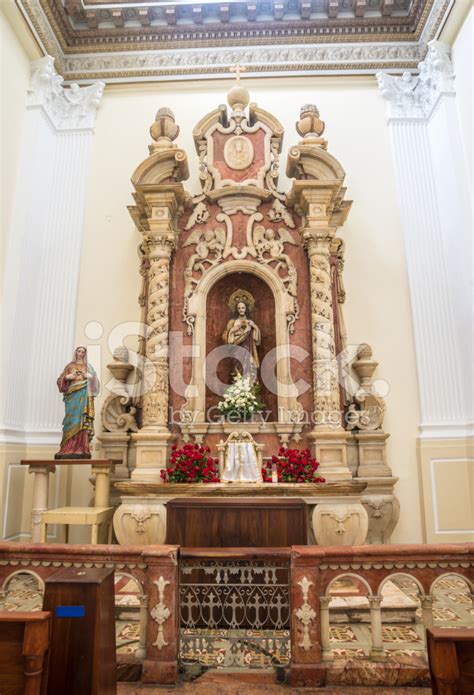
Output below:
[368,595,383,609]
[377,40,455,120]
[28,56,104,131]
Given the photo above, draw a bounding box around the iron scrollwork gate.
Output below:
[179,554,291,669]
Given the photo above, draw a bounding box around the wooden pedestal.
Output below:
[0,611,51,695]
[43,567,116,695]
[166,496,307,546]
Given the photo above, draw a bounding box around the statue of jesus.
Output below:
[222,291,261,379]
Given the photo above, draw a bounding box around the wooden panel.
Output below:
[427,627,474,695]
[0,611,51,695]
[166,497,307,546]
[43,567,116,695]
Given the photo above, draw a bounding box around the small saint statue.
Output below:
[55,346,99,459]
[222,290,261,379]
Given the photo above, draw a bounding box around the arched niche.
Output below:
[185,260,302,424]
[205,271,278,420]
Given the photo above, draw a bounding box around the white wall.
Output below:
[452,7,473,183]
[70,77,423,543]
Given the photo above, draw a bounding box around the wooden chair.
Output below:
[0,611,51,695]
[427,627,474,695]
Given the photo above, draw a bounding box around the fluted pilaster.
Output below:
[1,56,104,444]
[378,40,472,435]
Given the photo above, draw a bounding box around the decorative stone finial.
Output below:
[149,107,180,151]
[296,104,325,139]
[353,343,378,387]
[228,64,250,115]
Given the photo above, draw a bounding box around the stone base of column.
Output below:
[142,659,177,685]
[131,430,174,482]
[356,431,392,477]
[310,430,352,481]
[370,647,386,662]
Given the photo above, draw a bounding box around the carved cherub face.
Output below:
[204,229,215,242]
[264,228,275,241]
[237,301,248,317]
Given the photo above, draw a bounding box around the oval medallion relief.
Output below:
[223,136,254,171]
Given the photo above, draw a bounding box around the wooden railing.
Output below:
[0,542,472,686]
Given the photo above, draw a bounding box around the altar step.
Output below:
[117,675,431,694]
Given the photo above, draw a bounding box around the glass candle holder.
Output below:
[271,463,278,484]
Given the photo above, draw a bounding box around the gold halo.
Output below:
[228,289,255,313]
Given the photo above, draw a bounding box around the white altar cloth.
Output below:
[223,441,261,482]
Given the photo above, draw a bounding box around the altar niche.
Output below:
[205,271,277,421]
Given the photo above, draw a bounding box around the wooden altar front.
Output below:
[165,497,307,547]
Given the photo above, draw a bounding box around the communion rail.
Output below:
[0,542,472,686]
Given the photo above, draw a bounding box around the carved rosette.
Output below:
[305,233,341,425]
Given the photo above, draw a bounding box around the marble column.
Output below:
[1,56,104,445]
[319,596,333,661]
[368,595,385,661]
[378,41,474,544]
[128,109,189,481]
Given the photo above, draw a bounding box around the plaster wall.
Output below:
[451,6,473,183]
[70,78,423,544]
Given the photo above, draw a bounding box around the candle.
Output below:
[271,463,278,484]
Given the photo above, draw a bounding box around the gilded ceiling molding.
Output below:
[16,0,450,83]
[377,40,455,120]
[28,56,105,130]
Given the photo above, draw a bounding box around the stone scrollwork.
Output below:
[295,576,316,651]
[101,394,138,433]
[268,199,295,228]
[185,200,210,230]
[151,576,171,650]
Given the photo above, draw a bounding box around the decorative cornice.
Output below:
[377,40,455,120]
[15,0,450,82]
[28,56,105,130]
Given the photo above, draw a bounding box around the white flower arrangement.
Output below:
[218,371,264,420]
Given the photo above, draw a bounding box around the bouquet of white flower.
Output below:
[218,371,264,421]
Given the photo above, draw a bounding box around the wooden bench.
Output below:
[0,611,51,695]
[427,627,474,695]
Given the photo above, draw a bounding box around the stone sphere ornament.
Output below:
[296,104,325,139]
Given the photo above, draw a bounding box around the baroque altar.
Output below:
[99,78,400,547]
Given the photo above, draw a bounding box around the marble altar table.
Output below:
[113,481,369,547]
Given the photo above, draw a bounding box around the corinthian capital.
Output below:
[28,56,104,131]
[377,40,455,120]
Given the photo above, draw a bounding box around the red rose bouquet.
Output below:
[262,447,325,483]
[160,443,220,483]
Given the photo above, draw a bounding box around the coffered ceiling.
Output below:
[17,0,452,82]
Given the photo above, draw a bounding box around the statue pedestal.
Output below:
[130,430,174,482]
[310,430,353,482]
[112,481,368,547]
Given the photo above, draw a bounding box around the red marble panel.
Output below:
[211,129,266,182]
[205,271,277,420]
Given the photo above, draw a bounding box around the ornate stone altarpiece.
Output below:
[101,79,399,546]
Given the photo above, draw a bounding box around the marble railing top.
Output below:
[114,481,367,497]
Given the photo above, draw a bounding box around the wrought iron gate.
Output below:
[179,554,291,669]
